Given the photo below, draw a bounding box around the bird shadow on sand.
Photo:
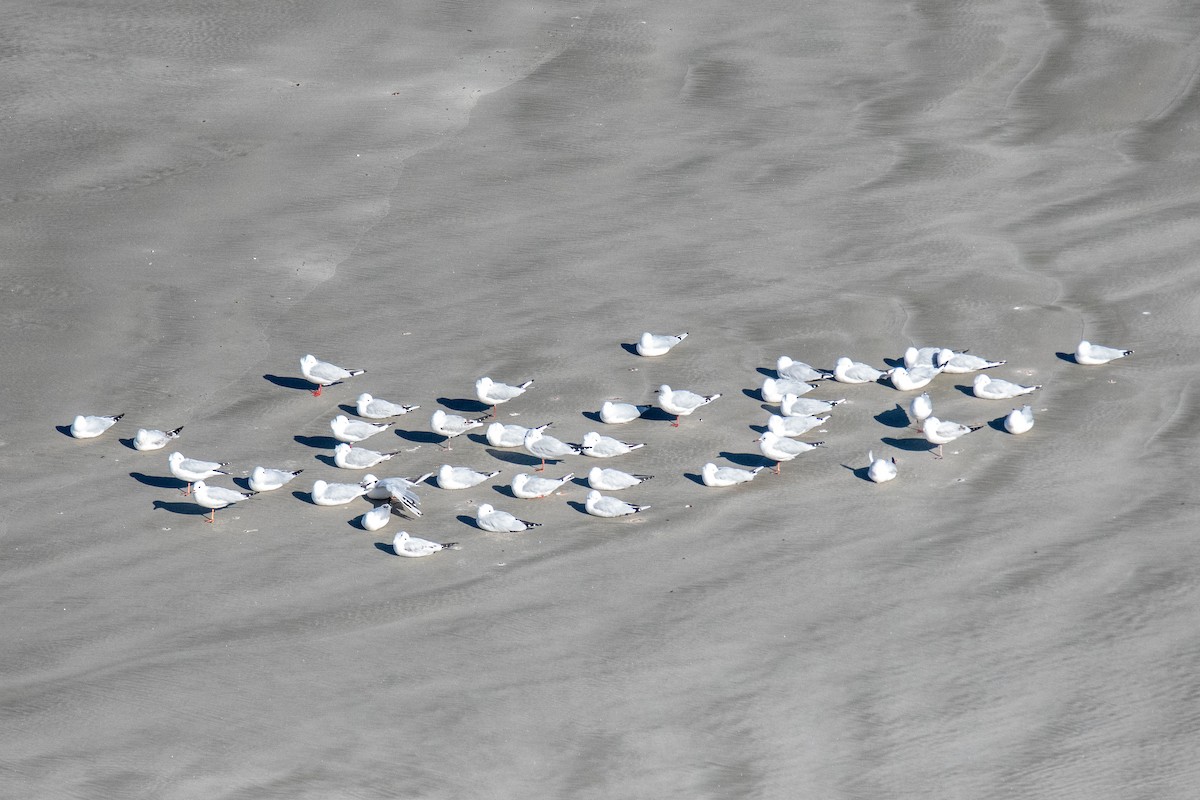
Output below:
[841,463,873,482]
[130,471,184,490]
[953,384,976,397]
[264,374,316,392]
[742,388,765,402]
[337,403,358,415]
[986,416,1009,432]
[640,407,674,422]
[1056,351,1079,364]
[295,434,338,449]
[457,514,481,529]
[438,396,489,414]
[683,472,706,485]
[749,423,769,434]
[719,450,771,468]
[396,428,443,445]
[492,484,518,499]
[152,500,209,516]
[292,490,314,504]
[581,410,603,423]
[117,437,139,450]
[313,454,337,468]
[881,436,936,453]
[882,356,905,368]
[232,476,254,491]
[566,500,589,515]
[55,425,76,437]
[486,448,541,467]
[875,405,911,428]
[374,542,398,556]
[755,367,775,378]
[620,342,640,356]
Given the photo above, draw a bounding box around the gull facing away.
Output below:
[701,462,764,487]
[887,358,946,392]
[972,374,1041,400]
[486,422,538,448]
[436,464,499,490]
[168,451,229,496]
[192,480,256,524]
[475,376,533,417]
[599,401,652,424]
[781,394,845,417]
[587,467,652,491]
[581,431,645,458]
[70,413,124,439]
[636,331,688,357]
[761,377,815,403]
[392,530,458,558]
[300,354,365,397]
[655,384,720,427]
[755,432,824,474]
[476,503,541,532]
[922,416,984,458]
[330,415,392,445]
[333,442,400,470]
[1004,405,1035,434]
[1075,340,1134,365]
[511,472,574,499]
[833,357,887,384]
[310,479,370,506]
[133,425,184,451]
[776,356,834,382]
[249,466,304,492]
[361,503,392,532]
[585,490,650,518]
[909,392,933,431]
[767,414,827,438]
[356,393,419,419]
[523,424,582,471]
[936,349,1005,374]
[867,451,898,483]
[431,409,486,449]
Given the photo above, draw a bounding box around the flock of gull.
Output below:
[68,334,1133,557]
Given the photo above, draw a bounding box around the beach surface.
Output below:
[4,1,1200,797]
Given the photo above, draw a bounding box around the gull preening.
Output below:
[580,431,644,458]
[392,530,457,558]
[249,466,304,492]
[781,394,845,417]
[655,384,720,427]
[431,409,485,448]
[356,393,419,419]
[701,462,764,487]
[486,422,536,448]
[909,392,933,431]
[70,414,124,439]
[475,376,533,417]
[330,415,392,445]
[523,424,582,471]
[755,432,824,474]
[133,425,183,451]
[636,331,688,357]
[333,442,400,469]
[476,503,541,532]
[921,416,984,458]
[168,451,229,496]
[587,467,652,491]
[192,480,256,523]
[511,472,574,499]
[776,356,833,382]
[833,357,886,384]
[761,377,815,403]
[599,401,652,424]
[310,479,369,506]
[435,464,499,490]
[1075,340,1133,365]
[362,474,429,517]
[972,374,1041,400]
[767,414,827,438]
[300,354,365,397]
[1004,404,1035,434]
[866,451,898,483]
[584,490,650,518]
[361,503,392,531]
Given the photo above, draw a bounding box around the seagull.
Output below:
[192,480,256,523]
[1004,404,1035,434]
[248,466,304,492]
[475,376,533,417]
[586,467,652,491]
[867,451,898,483]
[361,473,430,517]
[636,331,688,356]
[168,451,229,496]
[767,414,828,437]
[1075,340,1134,365]
[599,401,652,424]
[486,422,537,448]
[392,530,458,558]
[300,354,365,397]
[355,393,419,419]
[761,377,816,403]
[781,394,845,417]
[333,442,400,469]
[887,359,945,391]
[511,472,574,499]
[361,503,393,531]
[972,374,1041,399]
[755,432,824,474]
[701,462,764,487]
[909,392,933,431]
[523,424,582,471]
[431,409,486,449]
[655,384,720,427]
[776,356,834,382]
[936,349,1005,374]
[435,464,499,490]
[133,425,184,451]
[476,503,541,532]
[310,479,370,506]
[330,415,392,445]
[922,416,984,458]
[70,413,124,439]
[580,431,644,458]
[833,357,887,384]
[585,490,650,518]
[903,346,956,369]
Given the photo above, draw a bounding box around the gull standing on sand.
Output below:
[133,425,184,451]
[486,422,538,448]
[936,349,1005,374]
[767,413,827,437]
[523,424,582,471]
[599,401,652,424]
[581,431,645,458]
[392,530,458,558]
[436,464,499,490]
[431,409,485,448]
[585,490,650,518]
[300,354,365,397]
[833,357,887,384]
[333,442,400,470]
[70,413,124,439]
[781,394,845,417]
[867,451,898,483]
[192,481,256,524]
[636,331,688,356]
[761,377,816,403]
[1004,405,1035,434]
[330,415,392,445]
[475,376,533,417]
[655,384,720,427]
[909,392,933,431]
[511,472,574,499]
[310,478,370,506]
[168,451,229,496]
[356,393,419,419]
[776,356,834,382]
[1075,340,1134,365]
[249,466,303,492]
[587,466,652,491]
[701,462,764,487]
[922,416,984,458]
[361,503,393,531]
[972,374,1041,400]
[755,432,824,474]
[476,503,541,532]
